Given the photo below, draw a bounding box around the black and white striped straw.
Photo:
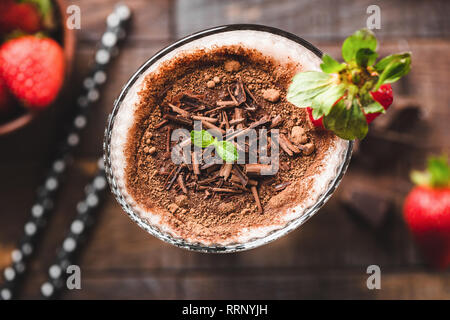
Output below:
[0,4,131,300]
[39,158,108,299]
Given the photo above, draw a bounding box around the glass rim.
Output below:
[103,24,353,253]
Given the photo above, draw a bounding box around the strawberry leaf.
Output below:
[311,84,346,119]
[428,156,450,187]
[342,29,377,63]
[191,130,214,148]
[287,71,335,107]
[374,55,411,90]
[363,100,385,114]
[21,0,53,15]
[361,93,385,114]
[375,52,411,73]
[213,140,238,163]
[411,155,450,188]
[355,48,378,67]
[323,98,368,140]
[320,54,345,73]
[24,0,52,15]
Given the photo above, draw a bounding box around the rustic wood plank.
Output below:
[19,269,450,299]
[0,0,449,298]
[71,0,172,42]
[175,0,450,40]
[1,40,448,279]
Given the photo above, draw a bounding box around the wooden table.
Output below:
[0,0,449,299]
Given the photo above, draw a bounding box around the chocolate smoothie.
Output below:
[106,29,350,248]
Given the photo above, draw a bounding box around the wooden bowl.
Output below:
[0,0,76,136]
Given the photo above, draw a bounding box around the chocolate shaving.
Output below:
[233,77,246,105]
[234,108,245,130]
[205,102,237,115]
[278,135,293,156]
[274,181,291,192]
[177,173,188,194]
[191,151,201,175]
[154,119,169,129]
[222,111,230,130]
[245,164,272,175]
[201,120,225,134]
[191,115,218,123]
[243,83,260,110]
[166,165,183,190]
[227,85,239,105]
[280,133,301,154]
[250,186,263,213]
[211,187,243,194]
[270,115,283,128]
[232,165,248,186]
[163,114,193,126]
[219,163,233,180]
[198,175,220,185]
[168,103,190,118]
[225,115,270,141]
[166,127,172,153]
[229,118,245,126]
[180,93,212,110]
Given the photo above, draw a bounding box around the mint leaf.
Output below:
[311,84,346,119]
[355,48,378,67]
[213,140,238,163]
[191,130,214,148]
[375,56,411,90]
[323,98,368,140]
[320,54,345,73]
[287,71,335,107]
[375,52,411,73]
[342,29,377,63]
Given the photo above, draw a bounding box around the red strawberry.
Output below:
[306,107,324,129]
[0,77,12,113]
[403,156,450,269]
[0,35,65,109]
[365,84,393,123]
[287,29,411,140]
[0,2,41,34]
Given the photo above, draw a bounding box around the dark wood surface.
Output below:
[0,0,449,299]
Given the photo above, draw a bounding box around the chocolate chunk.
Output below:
[175,194,189,208]
[262,88,280,102]
[341,189,393,228]
[224,60,241,72]
[299,142,315,156]
[290,126,307,145]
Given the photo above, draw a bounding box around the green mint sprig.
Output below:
[287,28,412,140]
[190,130,238,163]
